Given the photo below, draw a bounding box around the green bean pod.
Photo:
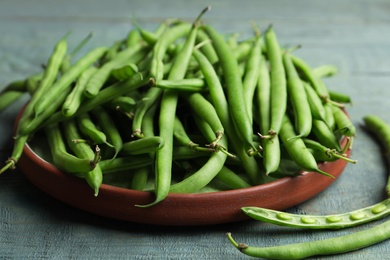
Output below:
[110,63,139,81]
[34,47,108,116]
[99,155,152,174]
[62,119,102,196]
[227,218,390,259]
[90,106,123,159]
[303,81,327,122]
[155,78,206,92]
[312,64,338,78]
[283,52,312,138]
[0,90,25,112]
[242,198,389,230]
[331,105,356,137]
[265,26,287,136]
[204,25,256,153]
[312,119,342,151]
[121,136,165,156]
[75,112,112,147]
[62,66,98,117]
[279,115,333,178]
[44,123,96,174]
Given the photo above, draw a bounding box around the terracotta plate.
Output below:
[18,135,350,226]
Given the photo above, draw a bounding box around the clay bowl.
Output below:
[16,105,351,226]
[18,137,350,226]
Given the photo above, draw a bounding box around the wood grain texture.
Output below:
[1,0,390,259]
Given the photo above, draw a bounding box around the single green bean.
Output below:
[121,136,165,156]
[0,90,25,112]
[227,218,390,259]
[331,105,356,137]
[265,26,287,137]
[312,119,342,151]
[155,78,206,92]
[204,24,256,154]
[312,64,338,78]
[283,52,312,138]
[242,198,389,230]
[62,66,98,117]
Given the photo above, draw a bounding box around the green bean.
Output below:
[204,24,256,154]
[0,90,25,112]
[329,90,352,104]
[243,34,262,122]
[100,39,125,64]
[255,55,279,175]
[283,51,312,138]
[41,73,151,127]
[106,96,137,114]
[155,78,206,92]
[324,102,336,129]
[44,123,96,174]
[169,116,228,193]
[303,81,327,122]
[99,155,152,174]
[312,119,342,151]
[233,40,253,62]
[34,47,108,116]
[132,23,192,138]
[18,86,71,136]
[216,166,251,189]
[62,119,102,196]
[16,36,68,136]
[363,115,390,196]
[90,106,123,159]
[125,29,142,48]
[227,218,390,259]
[139,8,208,207]
[121,136,165,156]
[312,64,338,78]
[173,116,212,152]
[0,135,29,174]
[75,112,113,147]
[62,66,98,117]
[304,138,356,164]
[242,198,389,230]
[196,29,218,64]
[83,46,142,98]
[291,54,329,100]
[183,92,224,147]
[131,167,150,191]
[192,49,262,184]
[110,63,138,81]
[0,79,26,93]
[279,115,333,178]
[265,25,287,136]
[331,105,356,137]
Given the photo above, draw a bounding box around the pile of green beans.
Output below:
[0,7,356,202]
[227,115,390,259]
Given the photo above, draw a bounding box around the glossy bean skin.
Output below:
[44,123,96,174]
[62,119,103,196]
[227,219,390,259]
[283,52,312,138]
[204,25,256,153]
[243,199,389,230]
[363,115,390,196]
[193,49,264,184]
[34,47,108,116]
[265,26,287,136]
[121,136,165,156]
[90,106,123,159]
[331,105,356,137]
[311,119,342,151]
[62,66,98,117]
[279,115,333,178]
[41,73,151,127]
[75,112,112,147]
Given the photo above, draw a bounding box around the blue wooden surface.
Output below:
[1,0,390,259]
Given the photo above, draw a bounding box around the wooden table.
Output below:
[1,0,389,258]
